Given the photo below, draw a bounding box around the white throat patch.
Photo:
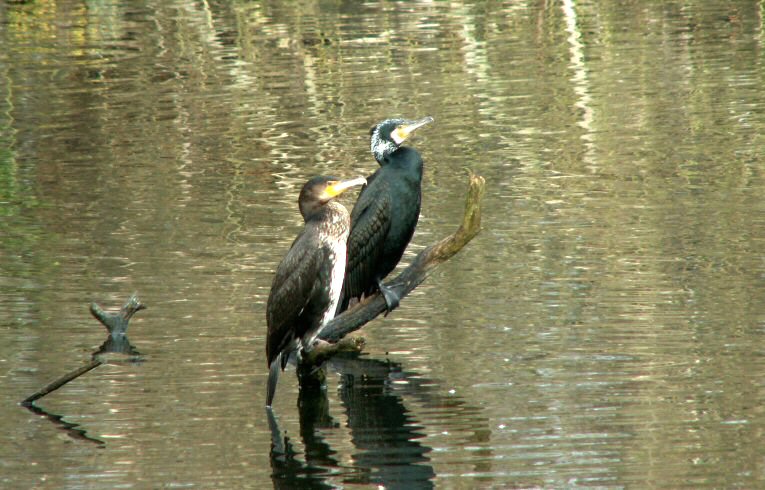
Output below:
[370,123,400,163]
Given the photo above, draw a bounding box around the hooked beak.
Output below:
[322,176,367,200]
[391,116,434,145]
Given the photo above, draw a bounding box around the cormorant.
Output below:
[337,116,434,315]
[266,175,366,407]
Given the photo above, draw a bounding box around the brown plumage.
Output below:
[265,175,365,407]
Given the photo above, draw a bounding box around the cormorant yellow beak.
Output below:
[322,176,367,200]
[391,116,434,145]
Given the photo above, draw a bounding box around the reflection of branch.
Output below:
[303,172,485,365]
[330,354,492,450]
[24,402,105,447]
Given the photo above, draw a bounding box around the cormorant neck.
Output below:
[371,138,399,164]
[377,146,423,171]
[375,145,405,165]
[303,201,349,229]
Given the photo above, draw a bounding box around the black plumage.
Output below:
[338,116,433,314]
[266,175,366,407]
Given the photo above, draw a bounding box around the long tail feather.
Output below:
[266,405,284,454]
[266,352,282,407]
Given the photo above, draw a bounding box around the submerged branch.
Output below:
[303,171,485,363]
[21,294,146,405]
[21,360,103,405]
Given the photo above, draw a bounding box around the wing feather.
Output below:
[266,229,325,365]
[339,178,391,311]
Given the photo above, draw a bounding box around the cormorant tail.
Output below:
[266,352,282,407]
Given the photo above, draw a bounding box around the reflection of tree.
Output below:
[269,353,492,488]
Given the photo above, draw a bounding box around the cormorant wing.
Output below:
[266,229,326,365]
[344,179,392,302]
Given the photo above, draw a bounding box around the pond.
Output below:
[1,1,764,488]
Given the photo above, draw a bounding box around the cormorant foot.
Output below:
[377,281,400,316]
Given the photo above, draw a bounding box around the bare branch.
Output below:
[308,170,485,349]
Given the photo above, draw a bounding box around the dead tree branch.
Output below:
[302,171,485,366]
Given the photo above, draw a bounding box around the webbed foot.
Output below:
[377,280,400,316]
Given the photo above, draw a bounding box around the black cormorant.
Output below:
[337,116,434,314]
[266,175,366,407]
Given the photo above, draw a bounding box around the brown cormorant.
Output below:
[266,175,366,407]
[337,116,434,314]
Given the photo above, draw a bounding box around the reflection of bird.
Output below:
[336,356,435,488]
[268,353,437,488]
[266,175,366,407]
[338,116,434,314]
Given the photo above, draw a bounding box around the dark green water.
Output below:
[2,1,764,488]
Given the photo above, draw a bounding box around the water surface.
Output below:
[1,1,764,488]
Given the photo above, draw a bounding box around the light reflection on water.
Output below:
[2,0,765,488]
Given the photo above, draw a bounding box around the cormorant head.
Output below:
[370,116,434,163]
[298,175,366,220]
